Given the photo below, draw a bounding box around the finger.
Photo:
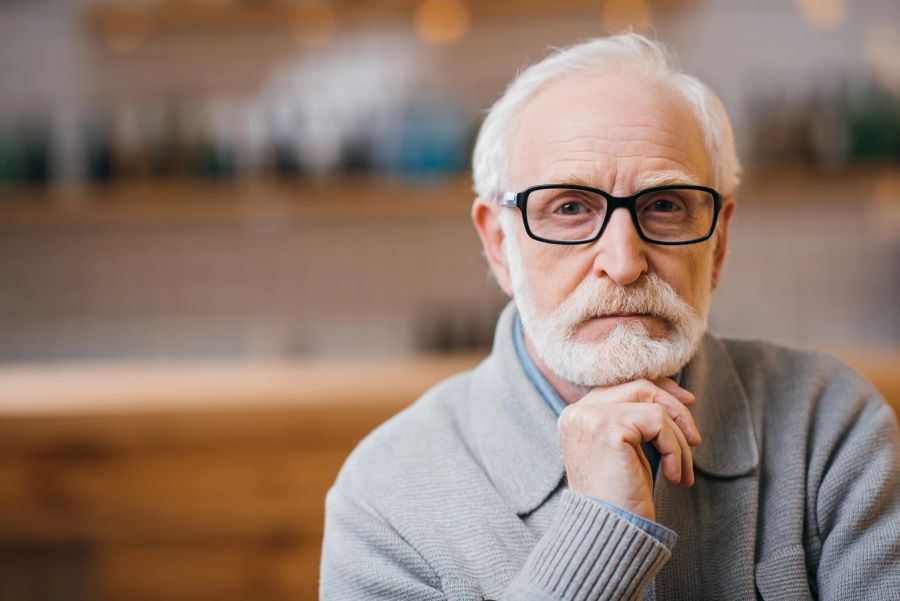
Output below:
[623,405,691,485]
[654,377,696,406]
[580,381,701,446]
[681,435,695,487]
[646,407,694,486]
[656,423,683,484]
[652,378,701,445]
[654,407,694,486]
[648,387,701,447]
[634,380,701,446]
[584,379,683,407]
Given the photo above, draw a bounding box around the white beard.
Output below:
[505,230,709,387]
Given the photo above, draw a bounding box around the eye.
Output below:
[649,198,681,213]
[557,201,587,215]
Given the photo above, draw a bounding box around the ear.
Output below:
[711,196,736,291]
[471,197,514,297]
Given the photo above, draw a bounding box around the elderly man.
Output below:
[320,34,899,600]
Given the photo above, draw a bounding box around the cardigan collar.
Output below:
[464,302,759,516]
[681,332,759,478]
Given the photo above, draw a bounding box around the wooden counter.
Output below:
[0,354,484,601]
[0,349,896,600]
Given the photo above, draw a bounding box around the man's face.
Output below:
[475,69,735,387]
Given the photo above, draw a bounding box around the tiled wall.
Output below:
[2,171,897,362]
[1,198,506,361]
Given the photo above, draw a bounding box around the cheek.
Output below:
[518,242,593,310]
[654,247,715,308]
[686,249,717,311]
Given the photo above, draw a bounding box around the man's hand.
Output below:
[558,377,701,522]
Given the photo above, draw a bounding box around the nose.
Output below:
[591,207,649,286]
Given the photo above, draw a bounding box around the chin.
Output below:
[538,320,705,388]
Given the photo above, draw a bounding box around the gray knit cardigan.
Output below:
[320,304,900,600]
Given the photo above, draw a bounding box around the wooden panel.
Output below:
[0,405,403,456]
[0,446,349,543]
[96,539,321,601]
[0,543,94,601]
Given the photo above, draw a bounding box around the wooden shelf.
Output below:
[0,175,475,228]
[1,166,897,229]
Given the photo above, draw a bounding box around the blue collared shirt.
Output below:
[512,312,678,549]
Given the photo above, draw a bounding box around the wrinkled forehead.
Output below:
[506,70,711,192]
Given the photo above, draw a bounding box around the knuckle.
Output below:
[610,427,632,445]
[582,411,609,435]
[558,409,576,432]
[559,405,586,431]
[561,404,635,444]
[584,408,617,437]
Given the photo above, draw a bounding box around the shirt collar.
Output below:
[512,312,567,417]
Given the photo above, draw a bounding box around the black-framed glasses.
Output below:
[501,184,723,245]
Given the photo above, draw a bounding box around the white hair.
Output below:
[472,33,742,200]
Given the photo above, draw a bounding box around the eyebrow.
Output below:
[555,170,701,191]
[635,170,701,189]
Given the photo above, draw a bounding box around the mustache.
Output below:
[556,273,697,331]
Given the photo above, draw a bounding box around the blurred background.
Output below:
[0,0,898,599]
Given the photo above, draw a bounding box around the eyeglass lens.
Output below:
[524,187,715,243]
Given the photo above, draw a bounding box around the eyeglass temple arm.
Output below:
[500,193,518,206]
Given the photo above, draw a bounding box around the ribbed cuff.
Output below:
[586,495,677,549]
[506,490,671,601]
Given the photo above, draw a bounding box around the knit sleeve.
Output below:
[322,484,670,601]
[319,483,445,601]
[812,390,900,601]
[501,490,671,601]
